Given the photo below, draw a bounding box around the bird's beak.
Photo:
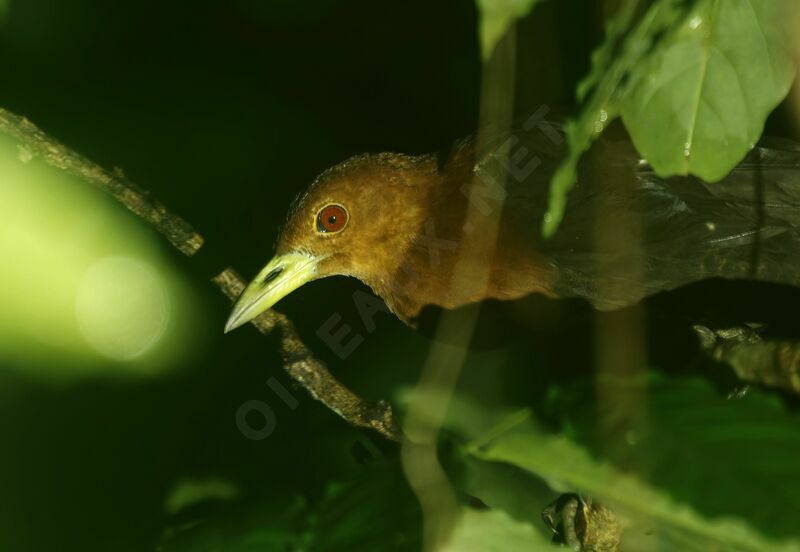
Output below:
[225,251,320,333]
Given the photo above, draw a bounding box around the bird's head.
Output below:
[225,153,439,333]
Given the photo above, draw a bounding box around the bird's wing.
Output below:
[472,125,800,310]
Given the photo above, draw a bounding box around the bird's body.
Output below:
[225,121,800,334]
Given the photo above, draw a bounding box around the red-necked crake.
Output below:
[225,123,800,334]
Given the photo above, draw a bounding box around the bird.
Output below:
[224,120,800,336]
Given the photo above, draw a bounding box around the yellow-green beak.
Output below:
[225,252,320,333]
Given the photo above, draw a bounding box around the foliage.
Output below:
[476,0,545,60]
[399,367,799,550]
[542,0,797,236]
[442,509,555,551]
[159,462,424,552]
[3,1,799,550]
[152,368,800,551]
[621,0,796,181]
[444,372,800,551]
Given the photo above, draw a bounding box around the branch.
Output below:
[694,324,800,395]
[213,269,401,440]
[0,107,401,442]
[0,109,203,256]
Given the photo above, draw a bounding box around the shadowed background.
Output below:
[2,1,799,551]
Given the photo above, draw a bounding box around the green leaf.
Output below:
[576,0,643,103]
[620,0,797,181]
[455,454,559,531]
[459,378,800,552]
[159,463,423,552]
[470,418,799,551]
[543,0,797,237]
[542,0,685,237]
[546,374,800,541]
[164,478,241,516]
[476,0,544,61]
[159,496,310,552]
[443,508,557,551]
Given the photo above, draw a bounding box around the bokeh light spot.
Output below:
[75,256,170,361]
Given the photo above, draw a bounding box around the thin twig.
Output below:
[0,106,401,442]
[213,269,401,440]
[0,108,203,256]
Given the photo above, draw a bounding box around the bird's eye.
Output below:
[316,204,349,234]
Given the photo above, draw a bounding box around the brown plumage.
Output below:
[225,122,800,333]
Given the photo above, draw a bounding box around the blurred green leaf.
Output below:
[159,463,422,552]
[443,508,557,551]
[455,454,559,530]
[476,0,544,61]
[160,496,310,552]
[543,0,683,236]
[0,132,201,376]
[164,478,241,517]
[576,0,643,104]
[620,0,796,181]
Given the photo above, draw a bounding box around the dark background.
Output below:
[0,1,594,550]
[2,1,798,551]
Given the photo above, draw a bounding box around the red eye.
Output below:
[317,204,349,234]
